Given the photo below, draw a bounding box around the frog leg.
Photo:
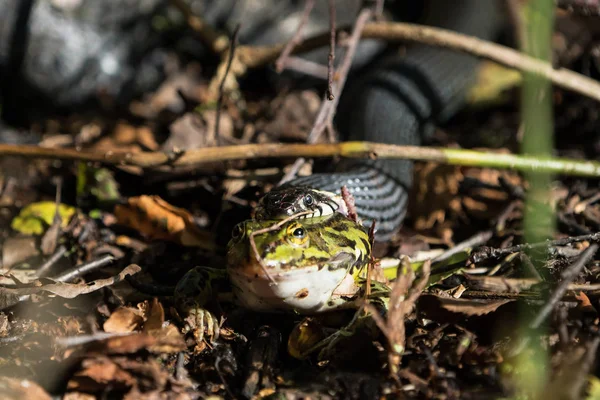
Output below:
[174,266,229,347]
[288,279,391,359]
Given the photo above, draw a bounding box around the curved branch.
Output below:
[238,21,600,103]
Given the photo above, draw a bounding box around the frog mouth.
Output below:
[227,253,359,313]
[231,251,357,278]
[228,265,357,314]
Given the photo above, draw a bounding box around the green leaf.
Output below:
[11,202,76,235]
[586,376,600,400]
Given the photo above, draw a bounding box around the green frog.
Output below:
[174,207,384,351]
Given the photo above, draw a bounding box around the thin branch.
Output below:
[278,56,329,79]
[5,142,600,178]
[275,0,316,73]
[214,24,241,146]
[279,6,373,184]
[326,0,336,100]
[168,0,229,53]
[469,231,600,265]
[431,230,494,264]
[307,8,373,143]
[529,244,598,329]
[235,21,600,103]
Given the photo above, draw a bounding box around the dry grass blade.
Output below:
[364,257,431,377]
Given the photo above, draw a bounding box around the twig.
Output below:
[214,24,241,146]
[275,0,315,73]
[431,230,494,264]
[5,142,600,178]
[53,254,116,283]
[307,8,373,143]
[54,331,135,347]
[468,231,600,265]
[529,244,598,329]
[235,21,600,103]
[278,57,329,79]
[326,0,336,100]
[168,0,229,53]
[279,6,374,184]
[36,244,68,278]
[364,258,431,377]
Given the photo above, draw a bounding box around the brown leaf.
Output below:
[146,324,186,354]
[410,163,463,243]
[1,237,39,270]
[103,307,144,333]
[0,377,52,400]
[90,333,157,355]
[418,294,514,317]
[67,357,136,392]
[114,195,216,250]
[164,110,233,151]
[0,264,141,300]
[261,90,321,142]
[142,298,165,332]
[63,392,96,400]
[130,62,206,118]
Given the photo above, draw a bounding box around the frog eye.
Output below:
[303,194,314,207]
[286,222,308,246]
[231,223,244,240]
[293,227,305,238]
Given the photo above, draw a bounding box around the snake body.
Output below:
[278,0,504,240]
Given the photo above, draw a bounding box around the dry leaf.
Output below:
[90,334,157,355]
[1,237,39,269]
[146,324,186,354]
[0,264,141,303]
[419,294,514,317]
[261,90,322,142]
[143,298,165,332]
[164,111,233,151]
[103,307,144,333]
[114,195,216,250]
[67,357,136,392]
[0,377,52,400]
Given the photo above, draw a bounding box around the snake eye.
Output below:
[286,222,309,246]
[303,194,314,207]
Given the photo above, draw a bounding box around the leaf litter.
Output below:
[2,4,600,400]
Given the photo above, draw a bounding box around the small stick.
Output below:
[214,24,241,146]
[280,6,374,184]
[468,231,600,265]
[168,0,228,53]
[53,254,116,283]
[275,0,315,73]
[432,230,493,264]
[36,244,68,278]
[326,0,336,100]
[307,7,373,143]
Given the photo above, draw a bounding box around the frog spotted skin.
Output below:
[253,186,348,221]
[226,212,371,313]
